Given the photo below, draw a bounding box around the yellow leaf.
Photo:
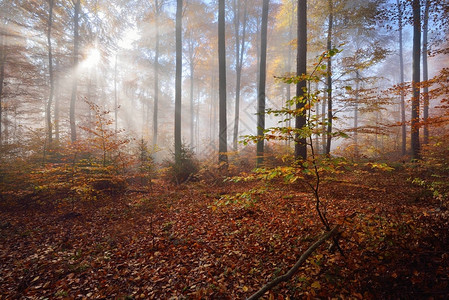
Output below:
[311,281,321,289]
[242,286,249,292]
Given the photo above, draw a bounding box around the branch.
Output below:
[247,226,339,300]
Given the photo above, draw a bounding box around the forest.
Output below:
[0,0,448,298]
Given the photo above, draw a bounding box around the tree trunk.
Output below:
[397,0,406,156]
[209,73,216,143]
[46,0,54,143]
[70,0,80,142]
[218,0,228,166]
[286,0,294,147]
[233,0,247,151]
[189,44,194,148]
[422,0,429,145]
[54,60,60,141]
[411,0,421,160]
[114,54,118,132]
[0,32,5,146]
[354,70,359,158]
[325,0,333,155]
[315,82,320,152]
[257,0,269,166]
[175,0,183,163]
[153,2,160,148]
[295,0,307,160]
[321,94,326,154]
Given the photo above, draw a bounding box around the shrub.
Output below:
[161,143,199,184]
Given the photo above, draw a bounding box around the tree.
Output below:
[175,0,183,163]
[153,0,164,148]
[325,0,333,155]
[70,0,81,142]
[218,0,227,166]
[257,0,269,166]
[184,0,208,149]
[232,0,248,151]
[0,24,5,146]
[411,0,420,160]
[422,0,430,145]
[295,0,307,160]
[397,0,406,156]
[46,0,55,143]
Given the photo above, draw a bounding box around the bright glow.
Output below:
[85,47,101,66]
[119,27,140,50]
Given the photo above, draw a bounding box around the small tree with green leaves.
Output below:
[136,138,155,186]
[238,49,347,300]
[239,49,347,232]
[162,143,199,185]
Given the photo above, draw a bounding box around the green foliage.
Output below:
[241,49,346,148]
[411,136,449,208]
[134,139,156,186]
[231,49,350,231]
[212,187,266,209]
[162,143,199,184]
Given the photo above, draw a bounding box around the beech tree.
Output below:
[152,0,165,148]
[397,0,406,155]
[257,0,269,166]
[295,0,307,159]
[46,0,55,143]
[325,0,333,155]
[175,0,183,163]
[70,0,81,142]
[422,0,429,145]
[232,0,248,151]
[218,0,227,165]
[411,0,420,160]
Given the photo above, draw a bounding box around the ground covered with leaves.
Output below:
[1,167,448,299]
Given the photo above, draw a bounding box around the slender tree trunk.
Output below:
[46,0,54,143]
[255,14,261,95]
[257,0,269,166]
[175,0,183,163]
[325,0,333,155]
[196,89,200,150]
[286,0,294,147]
[232,0,239,151]
[233,0,247,151]
[189,47,194,147]
[86,68,93,144]
[321,94,326,154]
[354,70,359,158]
[218,0,228,165]
[70,0,80,142]
[295,0,307,160]
[397,0,406,156]
[0,32,5,146]
[147,97,150,137]
[315,82,320,152]
[209,73,215,142]
[114,54,118,132]
[411,0,421,160]
[54,60,60,141]
[153,2,160,147]
[422,0,429,145]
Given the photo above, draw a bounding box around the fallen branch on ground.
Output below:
[247,226,340,300]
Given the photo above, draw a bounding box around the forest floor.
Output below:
[1,166,448,299]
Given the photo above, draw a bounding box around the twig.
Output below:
[247,226,339,300]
